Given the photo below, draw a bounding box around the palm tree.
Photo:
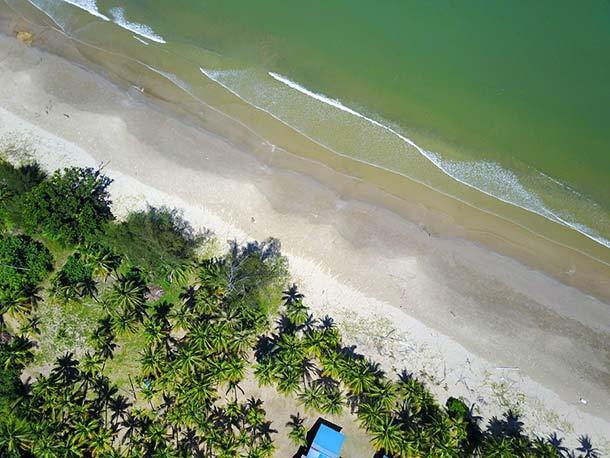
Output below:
[111,310,139,335]
[81,243,122,280]
[286,301,309,327]
[216,356,245,385]
[2,296,33,320]
[319,349,347,379]
[106,268,149,320]
[357,398,386,431]
[369,414,405,456]
[162,261,194,285]
[90,427,114,457]
[276,370,301,396]
[3,335,35,369]
[253,361,275,387]
[73,418,101,447]
[298,384,323,412]
[344,359,376,396]
[0,417,33,456]
[18,314,41,337]
[370,379,399,411]
[319,385,344,416]
[141,347,165,378]
[176,345,204,376]
[143,319,169,349]
[286,413,307,447]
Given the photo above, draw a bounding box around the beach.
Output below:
[1,24,609,454]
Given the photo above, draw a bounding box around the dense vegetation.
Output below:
[0,156,601,457]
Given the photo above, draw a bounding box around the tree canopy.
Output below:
[21,167,113,245]
[0,160,601,458]
[101,206,205,277]
[0,234,53,314]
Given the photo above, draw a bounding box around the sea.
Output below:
[3,0,610,262]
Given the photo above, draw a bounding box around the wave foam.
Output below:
[225,71,610,249]
[61,0,109,21]
[132,35,150,46]
[109,7,166,44]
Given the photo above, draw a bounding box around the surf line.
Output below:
[267,72,610,249]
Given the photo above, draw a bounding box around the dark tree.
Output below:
[22,167,113,245]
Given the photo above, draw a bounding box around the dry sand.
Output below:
[1,32,609,453]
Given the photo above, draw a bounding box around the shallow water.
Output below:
[9,0,610,254]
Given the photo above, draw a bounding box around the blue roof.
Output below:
[306,424,345,458]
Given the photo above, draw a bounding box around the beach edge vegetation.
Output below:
[0,156,601,457]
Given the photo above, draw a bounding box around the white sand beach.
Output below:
[1,30,609,454]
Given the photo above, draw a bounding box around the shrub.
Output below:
[0,234,53,312]
[101,206,204,277]
[0,159,46,228]
[21,167,113,245]
[51,253,96,301]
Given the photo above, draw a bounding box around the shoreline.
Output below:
[1,25,609,454]
[2,0,609,304]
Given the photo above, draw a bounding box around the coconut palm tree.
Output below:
[176,345,204,376]
[141,347,166,379]
[2,294,34,320]
[162,261,194,286]
[253,361,275,387]
[298,384,324,412]
[18,314,41,337]
[370,379,399,411]
[357,398,387,431]
[319,348,347,379]
[285,301,309,327]
[369,414,405,456]
[286,413,307,447]
[319,386,344,416]
[3,335,35,369]
[0,417,33,456]
[344,359,376,396]
[90,427,114,456]
[106,268,149,321]
[81,242,122,280]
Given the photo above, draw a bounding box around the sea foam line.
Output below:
[262,72,610,248]
[132,35,150,46]
[61,0,109,21]
[109,7,166,44]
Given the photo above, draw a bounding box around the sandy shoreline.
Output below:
[1,28,609,454]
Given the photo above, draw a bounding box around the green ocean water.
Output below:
[10,0,610,248]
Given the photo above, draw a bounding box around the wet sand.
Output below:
[1,27,609,453]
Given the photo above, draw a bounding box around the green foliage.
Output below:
[0,178,596,457]
[446,397,470,421]
[0,159,46,230]
[50,252,97,301]
[0,234,53,315]
[286,413,308,447]
[101,206,203,278]
[21,167,113,245]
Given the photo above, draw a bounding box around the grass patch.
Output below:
[34,297,104,365]
[104,332,147,389]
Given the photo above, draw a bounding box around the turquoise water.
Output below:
[13,0,610,248]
